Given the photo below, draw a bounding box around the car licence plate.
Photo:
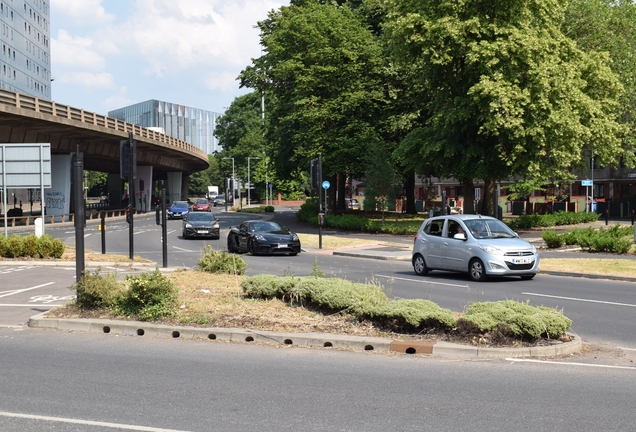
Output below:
[512,257,532,264]
[278,243,288,248]
[198,230,208,234]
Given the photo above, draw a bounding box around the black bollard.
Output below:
[605,209,609,226]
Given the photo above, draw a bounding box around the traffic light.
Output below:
[126,206,132,224]
[120,138,137,180]
[310,159,320,189]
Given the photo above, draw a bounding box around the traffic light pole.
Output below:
[318,153,323,249]
[73,145,85,285]
[128,132,135,260]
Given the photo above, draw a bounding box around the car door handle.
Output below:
[443,242,449,246]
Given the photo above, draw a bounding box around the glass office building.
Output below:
[108,100,222,155]
[0,0,51,99]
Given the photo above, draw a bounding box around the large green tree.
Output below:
[239,0,385,210]
[563,0,636,168]
[386,0,625,215]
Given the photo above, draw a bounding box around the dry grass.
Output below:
[62,247,153,263]
[164,270,385,336]
[297,233,405,249]
[541,258,636,277]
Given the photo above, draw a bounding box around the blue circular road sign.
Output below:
[322,180,330,189]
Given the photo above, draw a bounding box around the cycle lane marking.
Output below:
[0,282,55,299]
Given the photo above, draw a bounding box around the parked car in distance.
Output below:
[192,198,211,212]
[167,201,190,219]
[213,195,226,207]
[411,215,539,282]
[227,220,301,256]
[345,198,361,210]
[182,212,220,239]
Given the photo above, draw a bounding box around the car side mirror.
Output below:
[454,233,467,241]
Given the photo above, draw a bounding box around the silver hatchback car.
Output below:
[412,215,539,282]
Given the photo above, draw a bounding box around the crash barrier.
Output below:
[0,208,138,229]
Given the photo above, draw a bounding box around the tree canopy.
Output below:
[386,0,626,214]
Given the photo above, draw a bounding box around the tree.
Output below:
[240,1,385,211]
[364,140,400,223]
[563,0,636,168]
[386,0,626,216]
[188,155,222,197]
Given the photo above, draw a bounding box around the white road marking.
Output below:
[0,411,191,431]
[376,274,469,288]
[522,292,636,308]
[619,347,636,352]
[507,358,636,370]
[0,304,61,307]
[0,282,55,299]
[172,246,194,252]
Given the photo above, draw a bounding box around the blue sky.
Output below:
[49,0,289,116]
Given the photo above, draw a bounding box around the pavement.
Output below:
[8,206,635,358]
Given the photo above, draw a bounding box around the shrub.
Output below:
[72,269,124,309]
[507,211,600,230]
[459,300,572,340]
[23,234,38,257]
[238,205,275,214]
[297,200,319,224]
[118,269,179,321]
[381,299,456,330]
[36,235,54,258]
[541,230,563,248]
[5,235,24,258]
[197,245,247,275]
[50,237,65,258]
[0,235,8,257]
[241,275,457,331]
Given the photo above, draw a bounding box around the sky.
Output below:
[49,0,289,116]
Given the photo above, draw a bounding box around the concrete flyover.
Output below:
[0,89,209,176]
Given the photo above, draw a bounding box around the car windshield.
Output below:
[250,222,283,232]
[215,196,225,200]
[464,219,516,239]
[172,202,188,209]
[187,213,214,221]
[195,199,207,204]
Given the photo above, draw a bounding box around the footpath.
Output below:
[8,206,635,358]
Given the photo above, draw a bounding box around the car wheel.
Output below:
[413,254,429,276]
[521,275,535,280]
[469,258,488,282]
[227,236,236,253]
[248,238,258,255]
[182,229,188,239]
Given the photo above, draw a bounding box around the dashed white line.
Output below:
[0,411,191,431]
[507,358,636,370]
[376,275,469,288]
[0,282,55,299]
[522,292,636,308]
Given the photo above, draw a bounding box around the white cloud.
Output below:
[50,0,115,26]
[52,30,106,70]
[57,71,116,90]
[204,70,241,92]
[103,87,136,110]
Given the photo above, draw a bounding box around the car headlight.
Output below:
[479,244,504,256]
[530,245,537,254]
[213,223,219,228]
[291,234,299,241]
[185,223,193,228]
[255,235,266,241]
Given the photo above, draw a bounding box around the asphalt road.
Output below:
[3,208,636,350]
[1,327,635,432]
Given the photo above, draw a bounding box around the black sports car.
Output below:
[182,212,220,239]
[227,220,301,255]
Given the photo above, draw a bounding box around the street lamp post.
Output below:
[222,157,234,207]
[248,157,260,208]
